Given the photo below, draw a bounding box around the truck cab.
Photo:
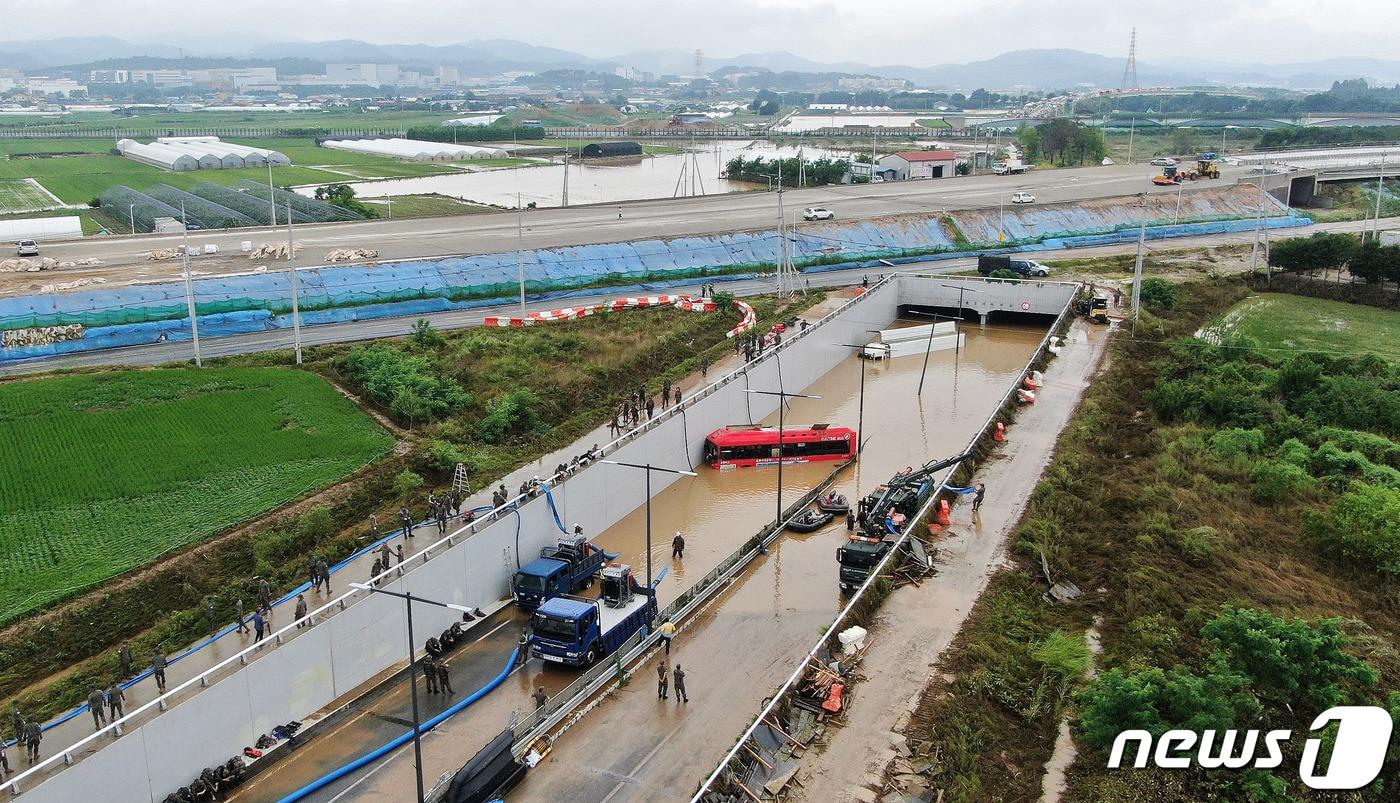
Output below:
[511,535,605,611]
[837,539,892,593]
[530,565,656,667]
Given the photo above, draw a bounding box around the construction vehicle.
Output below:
[837,449,970,592]
[1194,156,1221,179]
[1075,294,1110,324]
[529,564,656,666]
[1152,164,1182,186]
[511,534,610,611]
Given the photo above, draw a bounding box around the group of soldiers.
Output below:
[609,381,686,437]
[419,655,456,696]
[5,703,43,769]
[552,444,601,480]
[655,660,689,703]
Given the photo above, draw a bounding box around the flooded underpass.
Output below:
[229,313,1050,803]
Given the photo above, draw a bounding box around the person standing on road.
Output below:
[378,541,391,570]
[972,483,986,513]
[700,356,710,378]
[645,397,655,420]
[9,704,25,748]
[533,687,548,710]
[673,388,682,407]
[256,576,273,620]
[204,596,219,639]
[294,594,309,629]
[422,656,439,694]
[395,544,405,565]
[656,659,668,700]
[308,555,320,591]
[673,665,688,703]
[0,734,11,774]
[659,620,677,655]
[117,640,133,679]
[87,687,107,731]
[316,556,331,593]
[106,680,125,723]
[400,506,413,539]
[672,531,685,559]
[235,597,249,634]
[252,609,267,645]
[436,659,455,695]
[516,628,531,668]
[23,719,40,764]
[152,646,168,693]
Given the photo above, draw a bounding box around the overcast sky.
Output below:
[4,0,1398,66]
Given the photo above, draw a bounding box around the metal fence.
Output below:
[689,276,1077,801]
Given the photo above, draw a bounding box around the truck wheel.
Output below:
[584,647,598,665]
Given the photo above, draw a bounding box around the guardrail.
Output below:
[3,271,899,799]
[689,277,1076,801]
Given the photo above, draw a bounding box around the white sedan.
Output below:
[1010,191,1036,204]
[1150,157,1178,167]
[802,207,835,221]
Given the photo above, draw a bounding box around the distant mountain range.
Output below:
[4,36,1400,91]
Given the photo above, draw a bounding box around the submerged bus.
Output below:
[703,424,857,469]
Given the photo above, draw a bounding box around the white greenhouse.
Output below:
[117,137,290,171]
[320,137,508,162]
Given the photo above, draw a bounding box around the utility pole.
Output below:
[179,201,202,367]
[1372,153,1386,240]
[386,195,393,220]
[1127,116,1136,164]
[286,202,302,365]
[266,159,277,226]
[128,203,136,234]
[1131,193,1147,324]
[517,192,526,313]
[561,154,569,207]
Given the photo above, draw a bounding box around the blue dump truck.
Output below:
[512,535,608,611]
[529,565,657,667]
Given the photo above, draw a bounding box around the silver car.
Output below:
[802,207,834,221]
[16,239,39,256]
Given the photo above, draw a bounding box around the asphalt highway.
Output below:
[33,163,1244,272]
[7,214,1393,379]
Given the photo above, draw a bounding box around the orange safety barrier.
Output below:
[937,499,952,527]
[994,421,1006,442]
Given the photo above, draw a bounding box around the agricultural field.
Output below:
[1202,291,1400,362]
[0,367,392,623]
[0,136,481,208]
[0,177,60,213]
[0,108,453,135]
[356,193,493,218]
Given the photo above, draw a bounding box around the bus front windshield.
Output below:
[532,613,578,642]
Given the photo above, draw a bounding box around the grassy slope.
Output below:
[903,281,1399,802]
[0,367,392,623]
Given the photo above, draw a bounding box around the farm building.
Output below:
[581,142,643,158]
[320,137,509,161]
[876,150,958,180]
[116,137,289,171]
[116,140,199,171]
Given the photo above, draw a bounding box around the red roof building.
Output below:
[877,149,959,180]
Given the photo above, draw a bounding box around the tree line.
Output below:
[1268,231,1400,286]
[723,155,851,187]
[1016,118,1107,166]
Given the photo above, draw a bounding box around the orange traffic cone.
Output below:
[937,499,952,527]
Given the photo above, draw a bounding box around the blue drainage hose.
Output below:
[277,647,521,803]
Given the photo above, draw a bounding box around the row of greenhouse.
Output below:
[99,180,364,232]
[320,137,508,162]
[117,137,291,172]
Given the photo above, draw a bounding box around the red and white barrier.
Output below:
[484,294,720,328]
[727,299,757,338]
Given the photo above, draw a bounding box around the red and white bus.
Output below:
[703,424,857,469]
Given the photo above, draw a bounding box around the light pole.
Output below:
[1131,192,1148,323]
[744,388,821,527]
[917,284,980,394]
[516,192,525,314]
[128,203,135,234]
[285,202,301,365]
[178,201,201,367]
[349,583,476,803]
[599,461,697,590]
[839,338,881,462]
[266,158,277,226]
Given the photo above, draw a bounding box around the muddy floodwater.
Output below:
[235,318,1048,803]
[305,141,857,208]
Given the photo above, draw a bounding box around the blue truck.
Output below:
[529,565,657,667]
[512,535,608,611]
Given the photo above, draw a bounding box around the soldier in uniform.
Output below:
[656,660,668,700]
[152,646,168,693]
[422,656,438,694]
[107,680,126,723]
[399,506,413,538]
[436,659,454,695]
[672,665,689,703]
[316,556,331,593]
[10,703,26,747]
[23,719,41,764]
[117,640,133,678]
[87,687,107,730]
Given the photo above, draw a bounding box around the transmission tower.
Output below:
[1120,28,1138,90]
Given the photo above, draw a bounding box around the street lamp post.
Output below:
[599,461,697,590]
[349,583,476,803]
[915,284,980,395]
[744,389,821,527]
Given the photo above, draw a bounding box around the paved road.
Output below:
[33,163,1244,273]
[8,214,1393,378]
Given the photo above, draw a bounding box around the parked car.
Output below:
[1149,157,1178,167]
[977,255,1052,277]
[1010,191,1035,204]
[802,207,834,221]
[16,239,39,256]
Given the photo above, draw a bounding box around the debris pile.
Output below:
[39,277,107,293]
[0,257,59,272]
[878,734,945,803]
[145,248,182,261]
[249,242,302,260]
[1,324,84,347]
[324,248,378,262]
